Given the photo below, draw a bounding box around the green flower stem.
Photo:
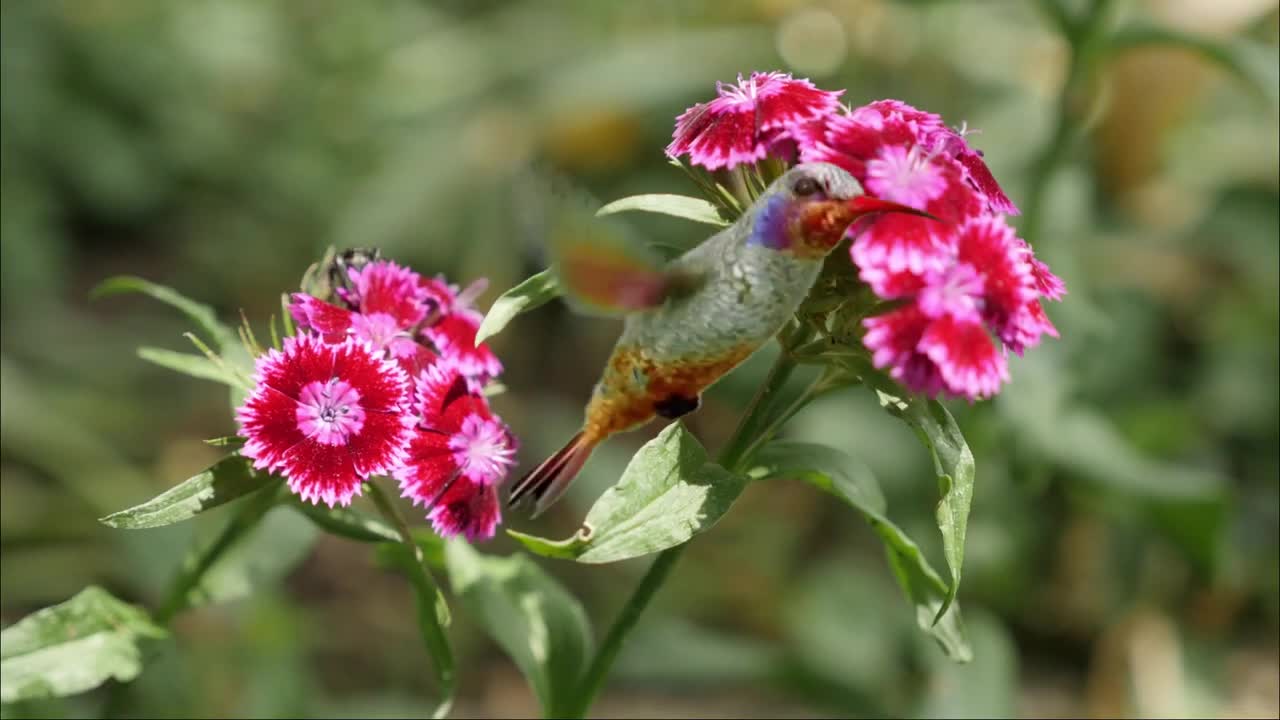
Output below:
[568,336,806,718]
[156,482,282,623]
[1023,0,1116,245]
[367,480,425,562]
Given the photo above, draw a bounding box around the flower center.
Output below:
[296,378,366,446]
[865,144,948,209]
[918,261,985,320]
[448,414,516,486]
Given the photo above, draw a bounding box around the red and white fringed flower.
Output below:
[861,216,1063,400]
[236,335,414,507]
[394,363,517,541]
[667,71,844,171]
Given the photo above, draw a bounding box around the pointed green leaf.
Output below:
[445,541,591,718]
[91,276,236,351]
[751,440,972,662]
[874,390,975,625]
[381,544,455,719]
[508,423,747,564]
[137,347,239,386]
[0,587,167,703]
[597,193,729,227]
[474,269,561,344]
[99,454,274,530]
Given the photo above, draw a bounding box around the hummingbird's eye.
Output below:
[792,177,821,196]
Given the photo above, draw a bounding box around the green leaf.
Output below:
[445,541,591,718]
[91,276,236,351]
[475,269,561,344]
[0,587,167,703]
[509,423,746,564]
[875,391,975,626]
[596,193,729,227]
[137,347,239,386]
[751,440,972,662]
[381,544,455,719]
[291,501,401,544]
[99,454,274,530]
[183,498,316,613]
[1110,25,1280,109]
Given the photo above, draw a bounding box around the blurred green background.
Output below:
[2,0,1277,717]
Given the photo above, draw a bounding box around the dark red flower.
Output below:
[394,363,517,540]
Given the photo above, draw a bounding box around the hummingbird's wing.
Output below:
[548,190,705,316]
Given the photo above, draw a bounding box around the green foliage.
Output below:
[750,441,972,661]
[91,276,237,352]
[596,193,729,227]
[510,423,746,563]
[445,541,592,718]
[99,454,273,530]
[0,587,166,703]
[380,544,456,718]
[475,269,561,344]
[875,392,976,623]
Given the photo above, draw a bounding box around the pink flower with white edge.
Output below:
[861,216,1060,400]
[667,71,843,171]
[394,363,517,540]
[236,335,414,506]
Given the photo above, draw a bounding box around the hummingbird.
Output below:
[508,162,929,517]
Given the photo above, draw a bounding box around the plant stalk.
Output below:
[567,337,805,717]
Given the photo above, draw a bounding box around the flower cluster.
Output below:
[236,260,517,540]
[667,76,1064,400]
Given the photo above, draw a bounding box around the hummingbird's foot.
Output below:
[654,393,701,419]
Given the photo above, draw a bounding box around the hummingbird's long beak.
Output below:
[845,195,941,223]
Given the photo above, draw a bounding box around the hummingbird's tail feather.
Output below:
[508,431,597,518]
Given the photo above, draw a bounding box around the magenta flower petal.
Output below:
[429,476,501,542]
[236,336,413,507]
[1029,256,1067,301]
[863,305,944,396]
[919,315,1008,401]
[953,216,1037,331]
[345,260,429,328]
[865,144,949,208]
[851,213,953,282]
[424,309,503,383]
[1003,299,1060,356]
[290,293,355,344]
[953,149,1019,215]
[667,72,843,171]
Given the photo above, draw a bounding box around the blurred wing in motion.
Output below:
[546,183,704,316]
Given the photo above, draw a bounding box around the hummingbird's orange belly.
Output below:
[581,342,758,443]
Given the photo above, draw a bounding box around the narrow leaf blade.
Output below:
[381,544,456,718]
[445,540,591,717]
[597,194,729,227]
[0,587,166,703]
[475,269,561,344]
[91,276,236,350]
[137,347,238,386]
[99,454,274,530]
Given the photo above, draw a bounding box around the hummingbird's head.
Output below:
[749,162,934,258]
